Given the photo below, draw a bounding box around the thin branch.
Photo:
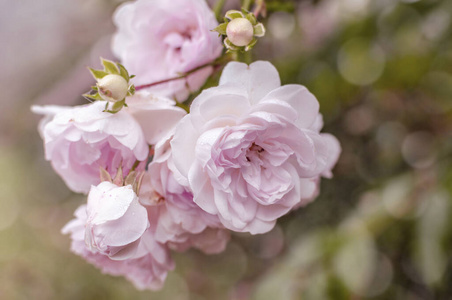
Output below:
[135,55,231,91]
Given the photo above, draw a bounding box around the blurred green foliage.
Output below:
[2,0,452,299]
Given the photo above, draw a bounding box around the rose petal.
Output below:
[219,61,281,104]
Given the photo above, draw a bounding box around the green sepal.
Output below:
[241,8,251,15]
[253,23,265,37]
[213,23,227,35]
[101,58,120,75]
[130,75,136,79]
[124,170,136,187]
[112,165,123,186]
[246,13,257,26]
[91,86,98,91]
[88,68,109,80]
[103,99,126,114]
[83,92,103,101]
[245,37,258,51]
[224,38,241,51]
[225,10,244,20]
[117,63,130,81]
[132,172,145,194]
[111,99,126,113]
[99,166,112,182]
[128,85,136,96]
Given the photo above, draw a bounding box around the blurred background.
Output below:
[1,0,452,299]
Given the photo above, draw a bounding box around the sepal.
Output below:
[101,58,120,75]
[225,10,244,20]
[88,68,109,80]
[213,23,227,36]
[253,23,266,37]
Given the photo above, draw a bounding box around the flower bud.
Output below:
[226,18,254,47]
[97,74,129,102]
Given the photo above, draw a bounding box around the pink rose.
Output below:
[32,92,186,194]
[33,101,148,194]
[171,61,341,234]
[85,181,149,260]
[141,135,230,254]
[112,0,222,101]
[62,205,174,290]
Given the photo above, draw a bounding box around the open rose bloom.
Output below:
[32,92,185,194]
[62,202,174,290]
[31,101,149,194]
[112,0,222,101]
[33,0,340,290]
[171,61,341,234]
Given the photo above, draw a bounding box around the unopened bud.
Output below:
[97,74,128,102]
[226,18,254,47]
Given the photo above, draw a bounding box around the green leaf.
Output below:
[253,23,265,37]
[130,75,136,79]
[88,68,109,80]
[117,63,130,81]
[225,10,243,20]
[91,86,98,91]
[101,58,119,74]
[246,13,257,25]
[213,23,228,35]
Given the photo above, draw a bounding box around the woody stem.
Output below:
[135,57,229,91]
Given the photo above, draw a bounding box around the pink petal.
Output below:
[219,61,281,104]
[261,85,320,129]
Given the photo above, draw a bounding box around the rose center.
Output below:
[245,142,265,162]
[164,29,194,53]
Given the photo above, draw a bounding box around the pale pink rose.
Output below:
[31,105,69,138]
[112,0,222,101]
[33,101,148,194]
[141,134,230,254]
[32,92,186,194]
[85,182,149,260]
[171,61,341,234]
[62,205,174,290]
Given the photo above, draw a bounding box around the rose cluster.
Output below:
[33,0,340,290]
